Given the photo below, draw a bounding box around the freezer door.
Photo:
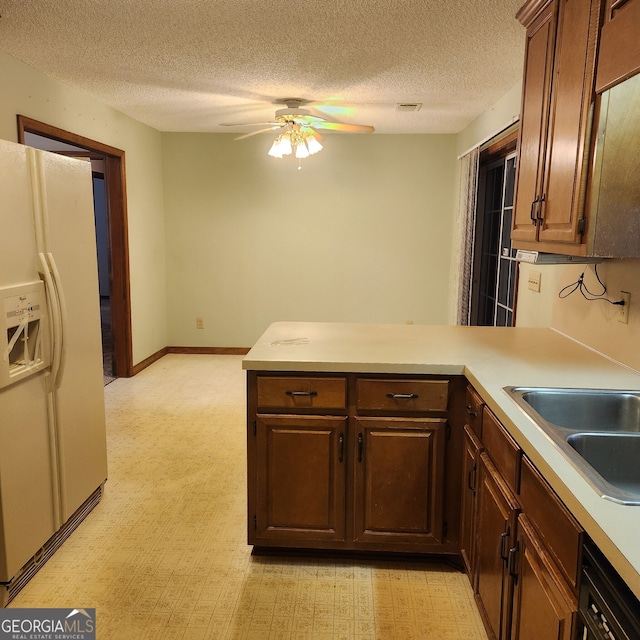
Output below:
[36,150,108,522]
[0,141,40,286]
[0,373,57,582]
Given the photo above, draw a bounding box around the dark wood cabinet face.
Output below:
[461,425,483,577]
[513,3,556,245]
[247,373,463,554]
[596,0,640,91]
[475,453,520,640]
[254,414,347,543]
[482,408,522,495]
[513,0,603,254]
[352,417,446,546]
[356,379,449,413]
[257,376,347,410]
[510,515,577,640]
[538,0,597,245]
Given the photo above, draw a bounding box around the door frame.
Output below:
[17,115,133,377]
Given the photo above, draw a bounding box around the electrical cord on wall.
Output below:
[558,264,625,306]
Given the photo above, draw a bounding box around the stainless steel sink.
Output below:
[566,433,640,497]
[517,388,640,432]
[504,387,640,505]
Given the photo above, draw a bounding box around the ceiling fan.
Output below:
[220,99,374,161]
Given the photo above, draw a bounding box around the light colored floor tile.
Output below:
[8,354,488,639]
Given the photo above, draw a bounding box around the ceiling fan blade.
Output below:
[221,122,280,127]
[311,121,374,134]
[234,126,282,140]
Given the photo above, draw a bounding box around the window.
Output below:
[470,142,518,327]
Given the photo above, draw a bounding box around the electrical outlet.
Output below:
[618,292,630,324]
[528,271,542,293]
[196,317,204,329]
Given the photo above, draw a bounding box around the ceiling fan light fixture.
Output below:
[267,124,322,161]
[295,142,310,159]
[305,131,322,155]
[305,134,323,155]
[268,133,293,158]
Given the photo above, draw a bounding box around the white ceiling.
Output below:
[0,0,526,135]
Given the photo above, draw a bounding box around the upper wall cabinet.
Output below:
[512,0,602,256]
[596,0,640,92]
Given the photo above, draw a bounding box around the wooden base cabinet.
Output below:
[466,399,583,640]
[460,426,482,575]
[353,417,446,546]
[475,452,520,640]
[247,372,464,555]
[460,386,485,575]
[254,414,347,544]
[510,515,578,640]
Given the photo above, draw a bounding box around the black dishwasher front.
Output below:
[579,541,640,640]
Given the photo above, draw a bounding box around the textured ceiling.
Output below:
[0,0,526,134]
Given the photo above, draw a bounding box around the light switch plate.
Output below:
[528,271,542,293]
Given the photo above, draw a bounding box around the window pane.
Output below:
[504,157,516,208]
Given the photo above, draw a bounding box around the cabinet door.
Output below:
[513,0,601,250]
[538,0,599,245]
[512,2,556,244]
[461,425,483,577]
[510,515,578,640]
[353,417,446,547]
[518,456,583,593]
[254,414,347,545]
[475,452,520,640]
[596,0,640,91]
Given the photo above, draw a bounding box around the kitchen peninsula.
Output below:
[242,321,640,605]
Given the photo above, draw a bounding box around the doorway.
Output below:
[469,130,519,327]
[17,116,133,378]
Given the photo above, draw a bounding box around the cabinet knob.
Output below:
[465,404,477,417]
[358,433,363,463]
[285,390,318,397]
[338,433,344,463]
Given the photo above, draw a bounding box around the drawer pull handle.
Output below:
[500,529,510,561]
[530,196,540,224]
[285,390,318,397]
[339,433,344,463]
[466,404,477,417]
[386,393,419,400]
[507,543,519,579]
[537,193,546,220]
[358,433,363,463]
[468,463,477,494]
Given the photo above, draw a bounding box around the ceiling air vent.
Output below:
[396,103,422,112]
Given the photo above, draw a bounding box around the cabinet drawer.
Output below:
[518,456,583,592]
[482,407,521,494]
[356,379,448,412]
[465,385,485,437]
[257,377,347,409]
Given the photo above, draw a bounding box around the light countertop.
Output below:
[243,321,640,599]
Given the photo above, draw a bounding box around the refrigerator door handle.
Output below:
[46,252,68,389]
[38,252,63,391]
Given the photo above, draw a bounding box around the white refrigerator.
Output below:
[0,139,108,606]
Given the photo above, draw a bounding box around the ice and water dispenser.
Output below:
[0,281,50,389]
